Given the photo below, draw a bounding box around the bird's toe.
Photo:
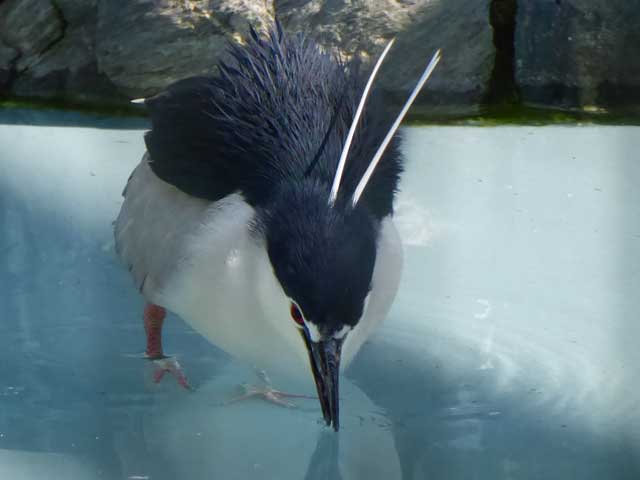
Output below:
[148,356,192,391]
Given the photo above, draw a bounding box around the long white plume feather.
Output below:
[351,49,441,207]
[328,38,396,206]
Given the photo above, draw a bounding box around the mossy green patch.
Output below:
[2,97,639,126]
[0,97,147,119]
[407,104,640,126]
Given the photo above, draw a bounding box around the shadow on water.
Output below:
[0,176,228,478]
[349,335,639,479]
[612,129,640,475]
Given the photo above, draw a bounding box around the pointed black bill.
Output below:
[300,333,344,431]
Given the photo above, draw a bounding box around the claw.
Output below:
[150,357,192,390]
[224,369,314,408]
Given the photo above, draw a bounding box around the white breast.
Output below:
[116,159,403,380]
[156,194,304,377]
[160,196,404,380]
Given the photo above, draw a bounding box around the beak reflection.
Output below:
[300,332,344,431]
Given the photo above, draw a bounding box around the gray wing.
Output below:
[114,154,211,303]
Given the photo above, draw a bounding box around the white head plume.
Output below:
[328,38,396,206]
[351,49,441,207]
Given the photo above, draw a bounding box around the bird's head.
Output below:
[257,180,378,431]
[252,36,441,431]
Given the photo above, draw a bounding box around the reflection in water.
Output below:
[0,114,639,478]
[130,363,400,480]
[305,432,341,480]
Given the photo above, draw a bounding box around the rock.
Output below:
[1,0,495,115]
[515,0,640,111]
[0,42,19,92]
[379,1,494,116]
[52,0,98,24]
[0,0,64,61]
[0,0,121,104]
[95,0,275,98]
[279,0,495,116]
[10,28,122,104]
[278,0,415,55]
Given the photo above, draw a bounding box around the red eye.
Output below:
[290,303,304,326]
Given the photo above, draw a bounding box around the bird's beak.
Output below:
[300,332,344,431]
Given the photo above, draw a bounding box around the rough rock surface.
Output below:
[2,0,639,114]
[0,0,64,62]
[378,1,494,116]
[0,0,120,103]
[95,0,274,97]
[0,41,19,90]
[0,0,495,114]
[516,0,640,111]
[0,0,64,95]
[279,0,494,115]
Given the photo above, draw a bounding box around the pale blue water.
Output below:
[1,108,639,479]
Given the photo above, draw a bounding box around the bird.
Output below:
[114,22,440,431]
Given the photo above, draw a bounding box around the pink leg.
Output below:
[144,303,166,359]
[143,302,191,390]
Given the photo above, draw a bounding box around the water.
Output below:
[1,109,639,479]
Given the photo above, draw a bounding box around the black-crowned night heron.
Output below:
[115,22,440,431]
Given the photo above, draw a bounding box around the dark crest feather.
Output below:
[144,22,403,219]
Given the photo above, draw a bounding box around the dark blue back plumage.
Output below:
[144,23,403,219]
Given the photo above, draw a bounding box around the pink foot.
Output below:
[225,370,314,408]
[150,356,192,390]
[143,302,192,390]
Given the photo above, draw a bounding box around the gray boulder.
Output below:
[377,1,494,116]
[0,41,19,91]
[95,0,274,98]
[0,0,64,94]
[515,0,640,111]
[0,0,64,63]
[277,0,495,116]
[0,0,120,103]
[0,0,495,115]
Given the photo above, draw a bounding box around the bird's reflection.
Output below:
[126,361,403,479]
[304,431,342,480]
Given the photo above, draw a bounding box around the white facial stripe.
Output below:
[306,322,321,342]
[289,296,354,341]
[333,325,351,339]
[305,323,351,341]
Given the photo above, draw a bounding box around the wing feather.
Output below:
[142,23,403,218]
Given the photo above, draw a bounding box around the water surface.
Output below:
[1,109,639,479]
